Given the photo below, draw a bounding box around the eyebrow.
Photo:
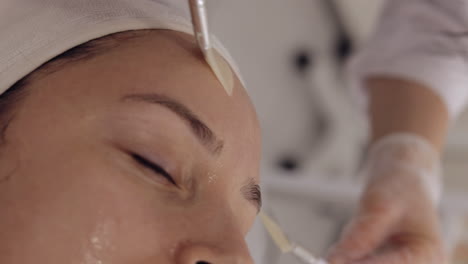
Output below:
[121,93,261,211]
[241,178,262,213]
[121,93,224,155]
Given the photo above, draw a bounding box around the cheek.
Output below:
[0,145,184,263]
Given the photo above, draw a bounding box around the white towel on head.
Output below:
[0,0,244,96]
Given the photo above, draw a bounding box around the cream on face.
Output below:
[205,49,235,96]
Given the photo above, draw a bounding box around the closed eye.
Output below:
[132,154,178,186]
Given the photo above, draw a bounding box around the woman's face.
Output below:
[0,31,261,263]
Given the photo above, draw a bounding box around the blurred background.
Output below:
[206,1,468,263]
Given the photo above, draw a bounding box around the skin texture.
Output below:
[0,30,261,264]
[368,77,449,150]
[328,77,449,264]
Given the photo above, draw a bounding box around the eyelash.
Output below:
[131,154,178,186]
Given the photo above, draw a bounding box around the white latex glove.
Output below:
[327,133,446,264]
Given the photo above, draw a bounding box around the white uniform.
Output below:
[349,0,468,118]
[0,0,243,96]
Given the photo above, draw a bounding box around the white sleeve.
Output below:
[348,0,468,119]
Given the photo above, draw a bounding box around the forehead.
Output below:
[31,30,262,179]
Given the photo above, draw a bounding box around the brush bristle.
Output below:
[205,49,234,96]
[259,212,293,253]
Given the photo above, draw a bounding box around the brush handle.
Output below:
[188,0,211,51]
[292,245,328,264]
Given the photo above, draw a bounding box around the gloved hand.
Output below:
[327,133,446,264]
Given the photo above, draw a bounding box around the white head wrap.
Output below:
[0,0,243,96]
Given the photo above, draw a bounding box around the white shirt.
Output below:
[349,0,468,119]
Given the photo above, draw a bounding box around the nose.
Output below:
[175,241,254,264]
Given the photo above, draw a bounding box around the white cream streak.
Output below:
[205,49,234,96]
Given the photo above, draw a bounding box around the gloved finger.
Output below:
[348,236,446,264]
[327,200,401,264]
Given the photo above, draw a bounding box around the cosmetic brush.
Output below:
[260,211,328,264]
[188,0,234,95]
